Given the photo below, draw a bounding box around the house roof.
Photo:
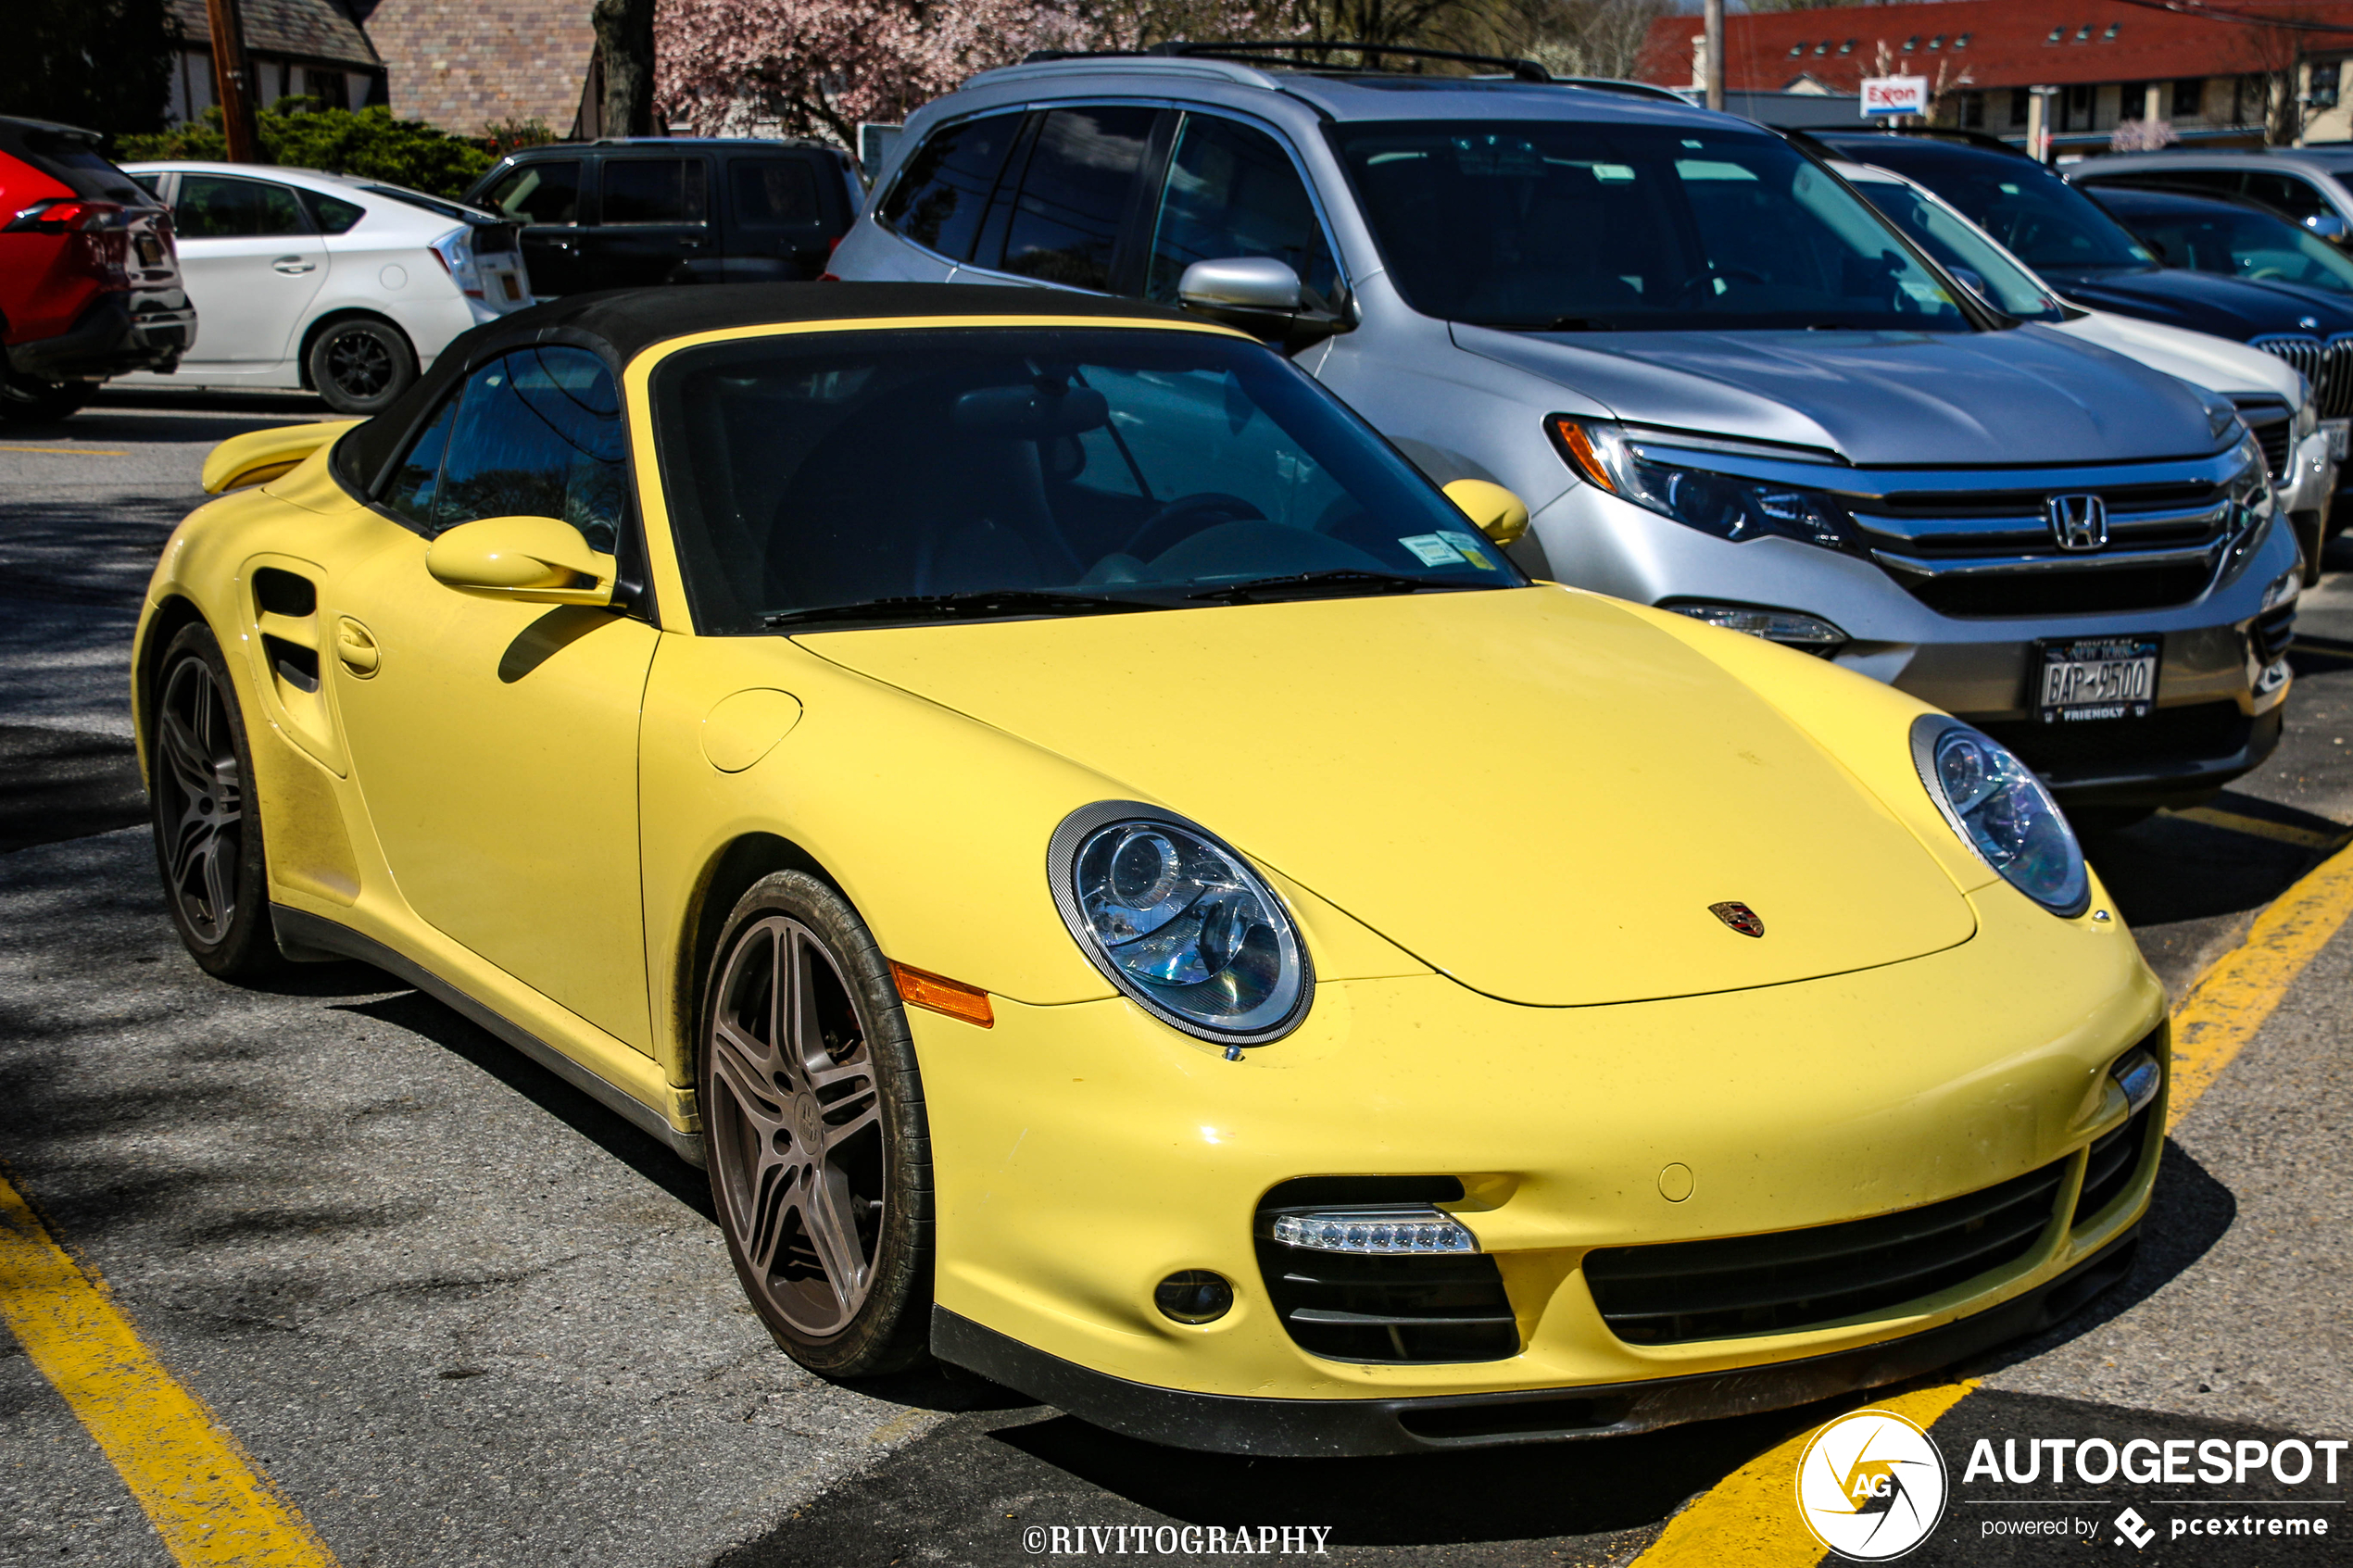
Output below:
[1635,0,2353,97]
[168,0,381,69]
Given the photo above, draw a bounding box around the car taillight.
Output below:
[5,197,124,232]
[427,230,484,298]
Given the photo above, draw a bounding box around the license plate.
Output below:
[2035,635,2158,722]
[2324,419,2351,463]
[500,273,522,301]
[135,235,164,267]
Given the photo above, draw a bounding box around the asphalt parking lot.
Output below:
[2,391,2349,1567]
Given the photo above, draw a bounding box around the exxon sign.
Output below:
[1861,76,1930,118]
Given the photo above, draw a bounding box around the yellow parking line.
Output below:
[1631,834,2353,1565]
[0,444,128,456]
[2164,806,2350,850]
[0,1172,339,1567]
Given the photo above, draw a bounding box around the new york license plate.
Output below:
[2035,634,2158,722]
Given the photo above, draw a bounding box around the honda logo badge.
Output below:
[2046,494,2108,552]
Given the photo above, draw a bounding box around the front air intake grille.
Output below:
[2254,602,2297,664]
[2244,411,2294,479]
[1254,1177,1518,1364]
[1974,700,2252,777]
[2072,1107,2155,1228]
[1904,565,2214,618]
[1582,1160,2066,1346]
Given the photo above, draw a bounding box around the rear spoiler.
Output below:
[202,420,360,495]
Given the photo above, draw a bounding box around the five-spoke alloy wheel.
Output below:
[148,624,281,979]
[306,317,416,416]
[702,872,932,1375]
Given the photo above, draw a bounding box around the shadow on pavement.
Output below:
[0,725,146,853]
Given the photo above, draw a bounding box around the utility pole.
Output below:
[1703,0,1724,112]
[203,0,260,162]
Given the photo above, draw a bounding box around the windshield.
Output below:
[2108,199,2353,297]
[1849,176,2068,320]
[651,327,1525,633]
[1840,150,2154,277]
[1332,120,1968,332]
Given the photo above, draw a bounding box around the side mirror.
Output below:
[1946,265,1989,301]
[1442,479,1529,546]
[1176,257,1349,351]
[425,515,615,606]
[2308,213,2351,243]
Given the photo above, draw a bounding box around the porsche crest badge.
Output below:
[1708,901,1765,937]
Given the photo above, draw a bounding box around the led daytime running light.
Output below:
[1269,1208,1477,1255]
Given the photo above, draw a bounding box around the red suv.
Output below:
[1,116,195,421]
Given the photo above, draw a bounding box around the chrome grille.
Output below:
[2251,333,2353,419]
[2232,397,2294,480]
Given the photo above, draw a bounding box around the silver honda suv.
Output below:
[830,48,2299,816]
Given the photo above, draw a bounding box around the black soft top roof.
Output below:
[335,282,1202,496]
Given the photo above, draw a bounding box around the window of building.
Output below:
[1902,34,1919,52]
[2313,61,2344,110]
[1956,32,1971,49]
[1957,91,1985,129]
[2174,78,2205,119]
[2065,82,2095,132]
[1838,39,1855,54]
[1930,35,1946,51]
[2010,88,2032,128]
[2118,82,2149,120]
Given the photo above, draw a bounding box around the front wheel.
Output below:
[0,373,94,422]
[306,318,415,415]
[149,623,283,980]
[700,872,933,1376]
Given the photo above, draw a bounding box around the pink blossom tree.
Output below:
[658,0,1273,146]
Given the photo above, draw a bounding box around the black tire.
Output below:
[0,373,95,422]
[699,872,933,1377]
[306,317,415,415]
[148,623,283,981]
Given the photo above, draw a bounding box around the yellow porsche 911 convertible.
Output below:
[136,284,2165,1455]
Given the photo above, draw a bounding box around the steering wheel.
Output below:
[1120,492,1267,563]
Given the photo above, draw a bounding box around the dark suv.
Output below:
[463,138,862,298]
[0,117,195,420]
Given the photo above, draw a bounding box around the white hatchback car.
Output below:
[116,163,533,414]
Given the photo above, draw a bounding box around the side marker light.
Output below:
[889,960,994,1028]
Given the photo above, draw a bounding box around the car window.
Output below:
[2244,170,2333,225]
[173,175,312,239]
[1834,149,2152,277]
[731,158,821,227]
[977,107,1157,290]
[649,326,1523,634]
[1146,115,1341,309]
[601,158,708,225]
[382,347,626,547]
[2122,203,2353,295]
[301,190,366,234]
[879,112,1023,260]
[483,160,583,225]
[1850,178,2064,320]
[1340,122,1966,332]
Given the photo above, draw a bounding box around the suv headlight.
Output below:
[1910,717,2089,917]
[1548,418,1851,551]
[1049,802,1312,1045]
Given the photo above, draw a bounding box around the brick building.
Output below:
[167,0,597,139]
[1634,0,2353,155]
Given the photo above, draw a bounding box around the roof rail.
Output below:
[1548,76,1690,104]
[1023,39,1554,84]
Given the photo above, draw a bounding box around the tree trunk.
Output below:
[592,0,657,138]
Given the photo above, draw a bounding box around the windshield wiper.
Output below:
[763,588,1165,630]
[1485,315,1611,332]
[1186,570,1465,605]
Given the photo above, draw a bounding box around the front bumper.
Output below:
[917,887,2165,1451]
[7,289,195,382]
[1529,482,2300,805]
[935,1229,2142,1456]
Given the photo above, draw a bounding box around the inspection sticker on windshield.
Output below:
[2035,634,2158,722]
[1398,534,1463,566]
[1437,531,1497,569]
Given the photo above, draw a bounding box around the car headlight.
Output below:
[2222,434,2275,572]
[1910,717,2089,917]
[1049,802,1312,1045]
[1548,417,1851,551]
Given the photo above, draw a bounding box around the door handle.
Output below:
[675,236,707,248]
[335,617,380,676]
[272,257,317,274]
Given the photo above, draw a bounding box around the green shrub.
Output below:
[117,103,499,198]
